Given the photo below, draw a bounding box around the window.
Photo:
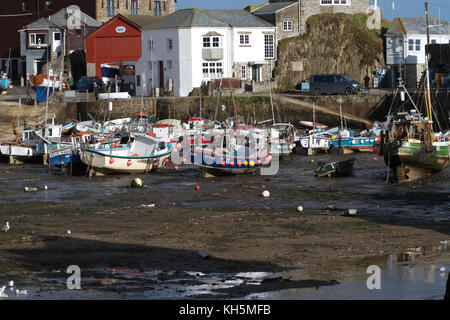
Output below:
[131,0,139,15]
[45,0,54,10]
[203,37,211,48]
[320,0,349,4]
[202,62,223,79]
[203,36,222,48]
[22,0,30,11]
[107,0,115,16]
[408,39,414,51]
[54,32,61,41]
[283,21,293,31]
[239,34,250,46]
[126,0,128,10]
[29,33,47,46]
[431,39,437,44]
[154,1,162,16]
[415,39,421,51]
[264,34,274,59]
[117,0,120,9]
[212,37,220,48]
[241,65,247,80]
[167,39,173,51]
[167,60,172,70]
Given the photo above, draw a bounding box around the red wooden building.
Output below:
[85,14,156,80]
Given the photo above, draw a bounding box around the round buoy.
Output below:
[174,165,179,171]
[173,148,178,153]
[244,160,248,166]
[220,160,226,166]
[372,157,378,162]
[297,205,304,212]
[230,161,235,167]
[164,158,169,164]
[182,157,187,163]
[256,159,262,165]
[195,185,200,191]
[130,178,143,188]
[176,143,182,150]
[262,190,270,198]
[127,160,132,166]
[109,158,115,164]
[153,162,159,168]
[237,160,242,167]
[249,161,255,167]
[347,209,358,215]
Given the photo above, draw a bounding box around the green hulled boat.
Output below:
[315,158,355,177]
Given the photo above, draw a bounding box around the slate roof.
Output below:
[23,7,100,29]
[144,8,275,30]
[386,17,450,35]
[252,1,297,15]
[121,15,164,29]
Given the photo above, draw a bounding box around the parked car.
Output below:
[76,76,103,92]
[309,74,361,96]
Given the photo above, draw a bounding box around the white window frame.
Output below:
[239,34,250,46]
[283,21,293,32]
[241,65,247,80]
[415,39,421,51]
[320,0,350,5]
[167,38,173,51]
[202,61,223,80]
[29,33,47,46]
[264,34,275,59]
[203,36,222,48]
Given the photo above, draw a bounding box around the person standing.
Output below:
[364,74,371,94]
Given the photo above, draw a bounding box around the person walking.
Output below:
[364,74,371,94]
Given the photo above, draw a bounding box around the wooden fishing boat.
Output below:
[80,133,172,175]
[315,158,355,177]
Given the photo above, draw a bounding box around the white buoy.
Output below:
[440,266,446,273]
[0,286,8,298]
[347,209,358,216]
[2,222,9,233]
[66,229,71,235]
[24,186,38,192]
[7,281,13,287]
[262,190,270,198]
[297,206,304,213]
[130,178,144,188]
[44,185,48,190]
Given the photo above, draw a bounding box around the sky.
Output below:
[176,0,450,22]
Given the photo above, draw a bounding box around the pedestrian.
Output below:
[364,74,371,94]
[93,81,99,101]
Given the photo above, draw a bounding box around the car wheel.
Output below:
[313,88,321,96]
[345,88,353,95]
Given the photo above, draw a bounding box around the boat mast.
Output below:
[424,2,434,141]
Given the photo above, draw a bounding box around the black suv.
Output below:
[309,74,362,95]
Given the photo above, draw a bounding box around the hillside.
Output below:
[275,13,386,89]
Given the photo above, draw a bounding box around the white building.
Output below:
[135,8,277,97]
[385,17,450,88]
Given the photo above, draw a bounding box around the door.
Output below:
[252,65,261,82]
[159,61,164,88]
[53,32,61,53]
[324,75,336,94]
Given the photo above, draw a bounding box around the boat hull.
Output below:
[315,158,355,177]
[0,143,43,164]
[383,140,449,183]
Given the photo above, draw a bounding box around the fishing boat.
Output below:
[29,73,62,103]
[315,158,355,178]
[80,133,173,175]
[381,110,449,183]
[268,123,297,157]
[189,129,269,177]
[48,132,91,175]
[0,125,44,164]
[331,129,377,153]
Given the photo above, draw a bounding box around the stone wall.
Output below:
[276,2,300,40]
[96,0,176,23]
[300,0,370,34]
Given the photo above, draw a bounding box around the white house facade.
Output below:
[385,17,450,88]
[135,9,277,97]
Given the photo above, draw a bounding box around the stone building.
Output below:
[96,0,177,23]
[253,0,377,36]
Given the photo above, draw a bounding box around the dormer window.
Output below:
[203,35,222,48]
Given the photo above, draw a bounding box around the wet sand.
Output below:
[0,152,449,298]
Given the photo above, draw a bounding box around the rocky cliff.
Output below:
[275,13,386,89]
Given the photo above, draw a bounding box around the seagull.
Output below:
[44,185,48,190]
[15,289,27,296]
[2,222,9,233]
[66,229,71,235]
[440,266,446,273]
[7,281,13,287]
[0,286,8,298]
